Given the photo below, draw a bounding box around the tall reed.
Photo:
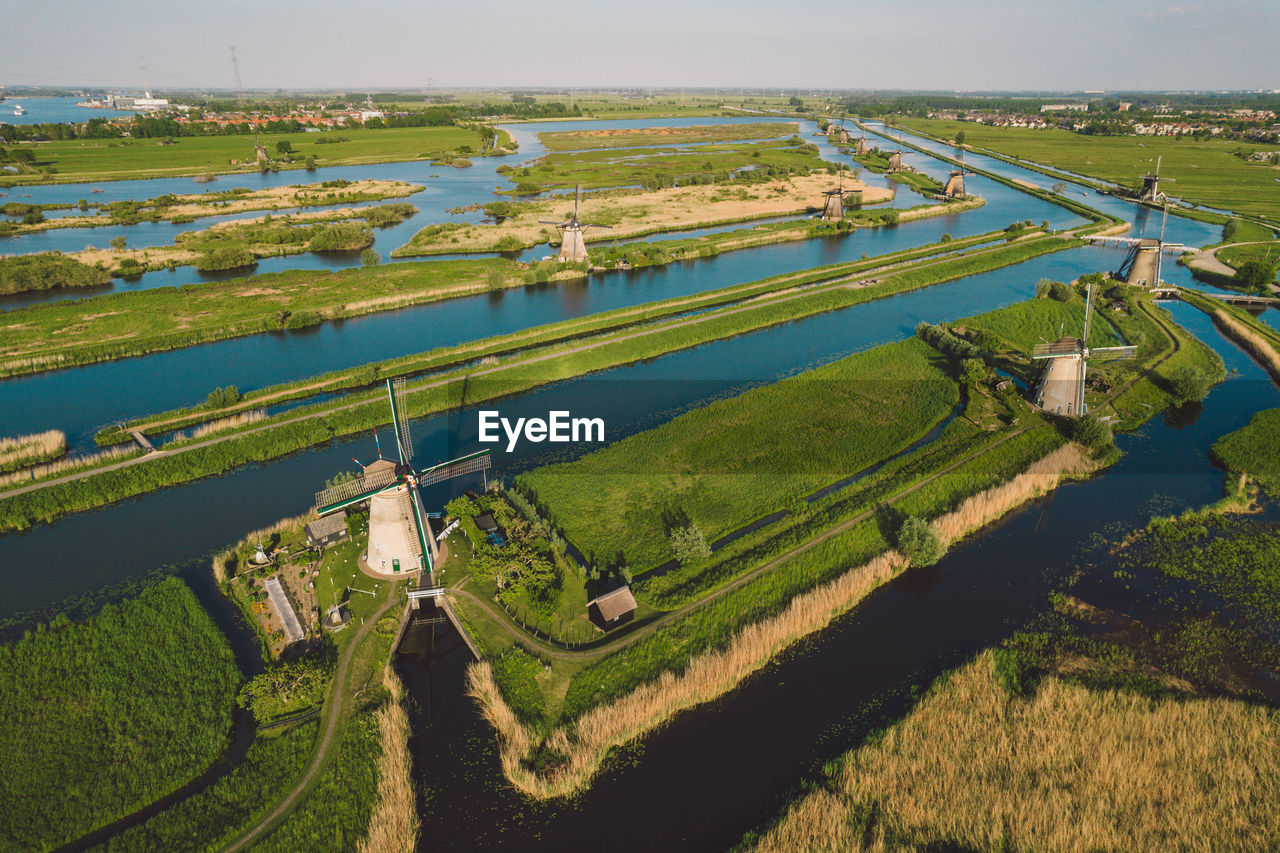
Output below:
[1212,307,1280,383]
[357,667,420,853]
[0,429,66,473]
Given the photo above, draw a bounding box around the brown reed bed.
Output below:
[357,667,420,853]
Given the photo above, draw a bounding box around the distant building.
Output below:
[587,586,637,631]
[306,514,349,548]
[1040,103,1088,113]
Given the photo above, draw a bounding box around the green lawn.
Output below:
[517,337,959,571]
[0,578,241,852]
[538,122,798,151]
[1212,408,1280,494]
[2,125,483,185]
[960,292,1125,353]
[899,118,1280,225]
[504,137,828,192]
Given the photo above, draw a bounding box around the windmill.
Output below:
[1139,155,1173,204]
[885,134,906,172]
[1112,205,1186,286]
[853,133,869,156]
[539,185,612,262]
[943,150,973,198]
[1031,282,1137,417]
[829,118,850,145]
[312,379,492,579]
[821,169,848,222]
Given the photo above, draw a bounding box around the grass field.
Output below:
[0,578,241,852]
[1212,408,1280,494]
[504,136,827,192]
[0,126,486,185]
[898,118,1280,225]
[958,290,1125,352]
[518,337,958,571]
[0,257,514,377]
[92,721,318,853]
[744,650,1280,853]
[538,122,798,151]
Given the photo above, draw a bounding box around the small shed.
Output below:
[474,513,499,533]
[587,586,637,631]
[305,514,349,548]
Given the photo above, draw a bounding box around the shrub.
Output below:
[1071,412,1113,451]
[1168,364,1212,402]
[896,515,946,566]
[669,524,711,566]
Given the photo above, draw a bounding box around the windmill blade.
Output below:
[407,484,433,573]
[387,378,414,464]
[315,469,399,515]
[1082,282,1094,343]
[1089,345,1138,361]
[418,449,492,487]
[573,184,581,221]
[579,222,613,230]
[1032,340,1083,359]
[538,219,570,226]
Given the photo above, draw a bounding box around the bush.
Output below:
[1071,412,1113,451]
[359,248,380,267]
[0,253,113,295]
[1236,259,1277,292]
[1168,364,1212,402]
[195,245,256,271]
[896,515,946,566]
[669,524,711,566]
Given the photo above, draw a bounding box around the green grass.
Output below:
[90,721,318,853]
[517,337,959,571]
[252,704,383,853]
[1,125,484,185]
[503,137,827,192]
[1212,408,1280,494]
[0,578,241,852]
[899,118,1280,225]
[538,122,798,151]
[961,292,1125,353]
[0,257,514,378]
[1217,242,1280,277]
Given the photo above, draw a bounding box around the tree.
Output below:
[109,235,127,250]
[360,248,380,267]
[896,516,946,566]
[669,523,711,566]
[275,140,293,155]
[1236,259,1277,293]
[1168,364,1212,402]
[1071,412,1112,451]
[961,357,987,386]
[788,96,804,108]
[1052,182,1067,195]
[954,130,966,146]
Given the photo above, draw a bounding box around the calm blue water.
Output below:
[0,96,134,125]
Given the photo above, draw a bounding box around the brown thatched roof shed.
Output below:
[587,586,637,630]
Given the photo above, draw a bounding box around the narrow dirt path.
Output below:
[221,585,401,853]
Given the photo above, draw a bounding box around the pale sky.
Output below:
[2,0,1277,92]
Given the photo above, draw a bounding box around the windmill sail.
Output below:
[315,467,398,514]
[387,378,414,463]
[419,449,492,486]
[408,485,433,572]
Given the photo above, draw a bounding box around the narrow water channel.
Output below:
[393,301,1280,852]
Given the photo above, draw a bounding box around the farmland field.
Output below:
[897,118,1280,225]
[517,337,959,570]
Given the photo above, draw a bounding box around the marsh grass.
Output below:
[0,429,66,474]
[0,442,138,490]
[746,651,1280,853]
[356,667,419,853]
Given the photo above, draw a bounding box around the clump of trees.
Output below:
[896,515,946,566]
[669,523,711,566]
[1071,412,1113,451]
[0,252,111,295]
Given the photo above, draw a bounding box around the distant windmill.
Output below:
[1139,155,1173,204]
[821,169,848,222]
[943,150,973,198]
[539,185,612,262]
[313,379,492,579]
[853,133,869,156]
[1112,205,1186,286]
[886,135,906,172]
[828,118,850,145]
[1031,282,1137,417]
